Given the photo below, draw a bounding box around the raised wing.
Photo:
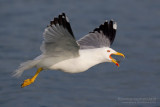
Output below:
[40,13,79,58]
[77,20,117,49]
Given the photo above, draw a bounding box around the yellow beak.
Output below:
[109,52,125,67]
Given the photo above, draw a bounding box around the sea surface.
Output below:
[0,0,160,107]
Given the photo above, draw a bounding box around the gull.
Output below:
[13,13,125,88]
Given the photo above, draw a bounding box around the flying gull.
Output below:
[14,13,125,88]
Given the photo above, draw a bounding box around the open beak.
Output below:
[109,52,125,67]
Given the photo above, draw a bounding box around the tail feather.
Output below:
[13,60,39,77]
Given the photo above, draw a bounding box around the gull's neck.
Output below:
[78,47,107,68]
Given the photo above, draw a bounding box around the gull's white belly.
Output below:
[47,48,107,73]
[49,57,88,73]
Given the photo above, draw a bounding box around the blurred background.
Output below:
[0,0,160,107]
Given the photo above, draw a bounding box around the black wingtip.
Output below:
[92,20,117,45]
[62,12,66,17]
[48,13,75,39]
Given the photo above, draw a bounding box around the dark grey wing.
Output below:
[77,20,117,49]
[40,13,79,58]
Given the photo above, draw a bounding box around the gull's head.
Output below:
[105,47,125,67]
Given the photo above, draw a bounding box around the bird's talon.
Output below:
[21,78,34,88]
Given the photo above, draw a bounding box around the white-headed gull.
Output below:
[14,13,125,88]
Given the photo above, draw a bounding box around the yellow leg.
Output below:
[21,68,43,88]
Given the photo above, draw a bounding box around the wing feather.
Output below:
[40,13,79,58]
[77,20,117,49]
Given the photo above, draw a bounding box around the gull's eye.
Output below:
[107,50,110,52]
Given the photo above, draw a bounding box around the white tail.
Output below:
[13,60,39,77]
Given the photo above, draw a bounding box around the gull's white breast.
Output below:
[49,48,107,73]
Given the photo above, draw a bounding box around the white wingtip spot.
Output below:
[66,16,69,22]
[113,22,117,29]
[105,20,108,22]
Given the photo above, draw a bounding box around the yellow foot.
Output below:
[21,78,34,88]
[21,68,43,88]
